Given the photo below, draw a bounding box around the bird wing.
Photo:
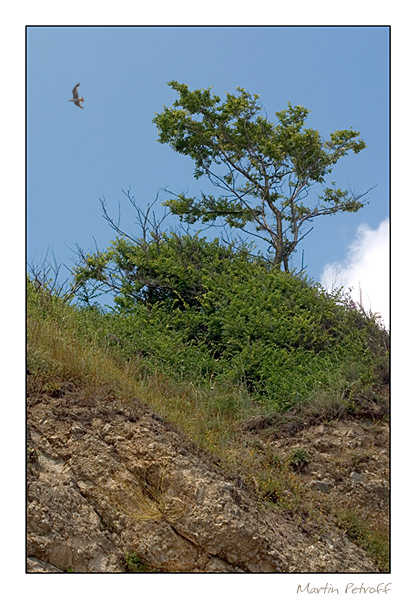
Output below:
[72,84,80,99]
[75,101,84,109]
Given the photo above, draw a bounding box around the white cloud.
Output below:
[320,219,390,327]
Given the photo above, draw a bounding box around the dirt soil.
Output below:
[26,373,389,573]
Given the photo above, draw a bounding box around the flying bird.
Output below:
[68,83,84,109]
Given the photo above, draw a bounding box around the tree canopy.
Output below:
[153,81,369,270]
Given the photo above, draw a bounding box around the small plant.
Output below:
[124,552,148,573]
[289,448,311,473]
[27,447,38,463]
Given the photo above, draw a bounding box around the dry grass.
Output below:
[27,307,143,399]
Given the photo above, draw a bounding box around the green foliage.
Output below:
[153,81,368,269]
[74,232,245,311]
[123,552,148,573]
[289,448,311,472]
[72,233,388,413]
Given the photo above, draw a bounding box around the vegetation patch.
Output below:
[123,552,149,573]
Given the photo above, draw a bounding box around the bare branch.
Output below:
[27,248,83,303]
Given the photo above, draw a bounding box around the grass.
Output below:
[334,508,390,573]
[27,280,389,571]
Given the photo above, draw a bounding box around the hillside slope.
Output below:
[27,371,388,573]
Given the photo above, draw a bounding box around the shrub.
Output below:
[70,233,388,412]
[289,448,311,472]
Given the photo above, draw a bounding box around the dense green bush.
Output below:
[71,233,388,412]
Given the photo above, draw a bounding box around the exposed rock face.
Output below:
[27,377,379,573]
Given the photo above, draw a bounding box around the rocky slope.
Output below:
[26,373,388,573]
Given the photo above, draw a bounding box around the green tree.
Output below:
[153,81,370,270]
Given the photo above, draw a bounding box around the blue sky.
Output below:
[27,25,389,319]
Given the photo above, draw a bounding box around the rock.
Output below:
[310,480,333,493]
[26,557,63,572]
[27,440,123,573]
[350,471,367,483]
